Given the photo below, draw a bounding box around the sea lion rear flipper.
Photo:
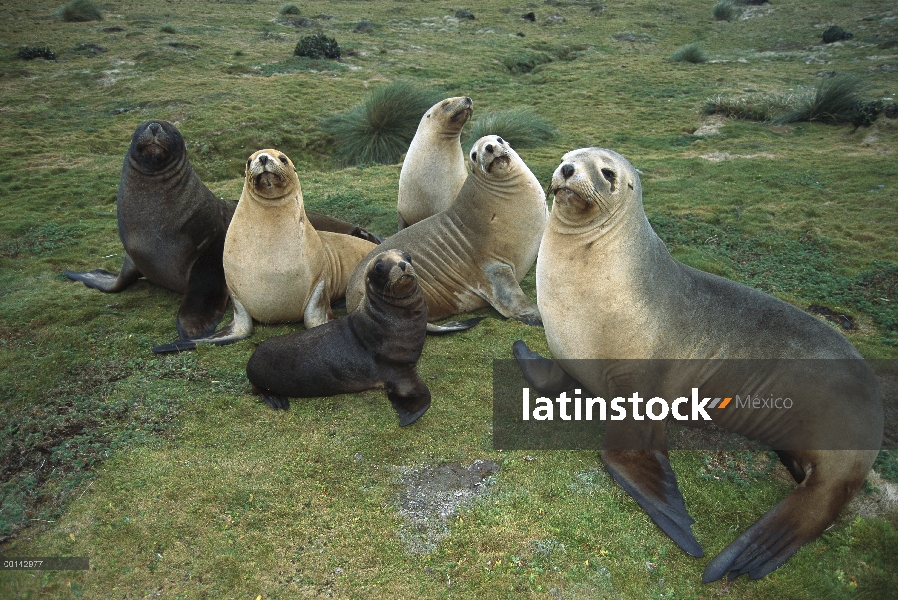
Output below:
[426,317,484,334]
[306,211,383,244]
[175,240,229,339]
[152,294,254,353]
[64,254,142,293]
[251,384,290,411]
[387,373,431,426]
[702,452,871,582]
[512,340,582,395]
[483,262,542,326]
[602,448,704,558]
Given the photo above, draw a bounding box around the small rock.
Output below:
[523,12,536,22]
[646,561,656,573]
[822,25,853,44]
[353,21,374,34]
[455,10,475,20]
[545,14,566,25]
[885,103,898,119]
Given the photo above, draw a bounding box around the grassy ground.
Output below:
[1,0,896,597]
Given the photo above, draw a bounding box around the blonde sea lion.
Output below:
[153,149,376,352]
[247,249,431,426]
[513,147,882,581]
[397,96,473,230]
[347,135,547,331]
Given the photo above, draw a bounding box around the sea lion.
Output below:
[246,249,431,427]
[397,96,473,230]
[152,148,377,352]
[513,147,883,582]
[347,135,547,331]
[65,120,382,348]
[65,120,234,341]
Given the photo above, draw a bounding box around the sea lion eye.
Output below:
[246,158,251,170]
[375,261,384,274]
[496,137,504,145]
[279,155,288,164]
[403,253,412,263]
[601,168,617,191]
[471,152,477,162]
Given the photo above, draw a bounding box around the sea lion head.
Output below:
[550,147,641,227]
[421,96,474,134]
[128,120,186,174]
[468,135,519,178]
[244,149,300,204]
[365,249,420,302]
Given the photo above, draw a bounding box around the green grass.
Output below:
[279,3,300,16]
[462,108,557,152]
[713,0,737,22]
[0,0,896,597]
[57,0,101,22]
[670,42,708,63]
[319,80,444,166]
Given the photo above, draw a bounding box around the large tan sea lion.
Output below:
[346,135,547,331]
[153,148,376,352]
[513,147,882,582]
[247,249,431,426]
[66,120,382,349]
[397,96,473,230]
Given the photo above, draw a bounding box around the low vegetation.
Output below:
[670,42,708,63]
[57,0,101,23]
[320,80,443,165]
[463,108,557,151]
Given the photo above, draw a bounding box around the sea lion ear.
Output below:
[628,182,634,190]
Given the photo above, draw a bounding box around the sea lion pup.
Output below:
[513,147,883,582]
[347,135,547,332]
[65,120,381,347]
[246,249,431,427]
[397,96,473,230]
[152,148,377,352]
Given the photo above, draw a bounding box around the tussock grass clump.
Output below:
[712,0,737,21]
[670,43,707,64]
[57,0,102,22]
[502,50,553,74]
[294,32,341,59]
[319,80,444,166]
[704,92,799,122]
[15,46,56,61]
[279,4,300,15]
[160,24,177,34]
[778,75,867,125]
[704,76,873,126]
[462,108,557,152]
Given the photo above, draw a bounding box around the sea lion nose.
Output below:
[399,261,407,270]
[259,154,268,166]
[464,96,473,105]
[561,164,575,179]
[485,144,494,154]
[149,122,160,134]
[496,137,504,145]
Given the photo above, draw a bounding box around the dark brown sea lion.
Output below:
[246,249,430,427]
[514,147,883,582]
[65,121,381,348]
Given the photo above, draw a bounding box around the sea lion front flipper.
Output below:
[602,448,704,558]
[482,262,542,326]
[387,372,431,426]
[176,239,229,339]
[64,253,142,293]
[512,340,582,395]
[425,317,484,334]
[151,294,254,353]
[303,279,332,329]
